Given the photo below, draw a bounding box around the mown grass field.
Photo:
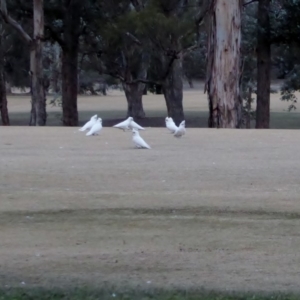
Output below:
[1,84,300,298]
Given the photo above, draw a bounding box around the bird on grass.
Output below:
[132,129,151,149]
[79,114,97,131]
[86,118,102,136]
[113,117,145,131]
[165,117,178,133]
[174,120,186,138]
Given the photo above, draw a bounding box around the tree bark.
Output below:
[162,56,184,125]
[187,77,194,88]
[0,71,9,125]
[5,82,12,94]
[0,26,9,125]
[61,48,78,126]
[1,0,46,126]
[29,48,36,125]
[205,0,242,128]
[60,0,80,126]
[122,51,148,119]
[246,86,252,129]
[143,85,147,95]
[123,82,146,119]
[51,43,61,93]
[29,0,46,126]
[256,0,271,128]
[155,84,163,94]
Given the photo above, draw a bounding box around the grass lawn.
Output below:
[1,83,300,295]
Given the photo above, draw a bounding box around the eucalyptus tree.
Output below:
[0,0,46,125]
[205,0,243,128]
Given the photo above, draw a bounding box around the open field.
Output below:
[1,123,300,292]
[1,84,300,294]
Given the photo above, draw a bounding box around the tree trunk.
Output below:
[0,0,46,126]
[61,48,78,126]
[51,43,61,93]
[102,83,107,96]
[123,82,146,119]
[5,82,12,94]
[0,27,9,125]
[143,85,147,95]
[61,0,80,126]
[122,52,148,119]
[0,71,9,125]
[155,84,163,94]
[29,48,36,125]
[206,0,242,128]
[162,56,184,125]
[246,86,252,129]
[256,0,271,128]
[187,77,194,88]
[29,0,46,126]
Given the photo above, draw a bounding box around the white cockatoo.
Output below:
[132,129,151,149]
[79,114,97,131]
[113,117,145,131]
[165,117,178,133]
[130,120,145,131]
[86,118,102,136]
[113,117,133,131]
[174,120,186,138]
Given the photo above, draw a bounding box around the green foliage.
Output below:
[135,2,195,51]
[240,3,257,126]
[88,3,148,83]
[2,24,30,88]
[271,0,300,45]
[280,66,300,111]
[269,0,300,109]
[183,30,207,80]
[128,0,202,86]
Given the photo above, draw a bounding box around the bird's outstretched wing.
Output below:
[130,120,145,130]
[113,119,130,130]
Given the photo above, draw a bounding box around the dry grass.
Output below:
[1,121,300,292]
[1,83,300,292]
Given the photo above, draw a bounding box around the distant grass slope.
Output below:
[5,86,300,129]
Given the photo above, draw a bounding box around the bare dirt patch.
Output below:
[1,127,300,292]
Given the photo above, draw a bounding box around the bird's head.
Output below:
[128,117,133,121]
[92,115,97,120]
[132,129,138,135]
[180,120,185,127]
